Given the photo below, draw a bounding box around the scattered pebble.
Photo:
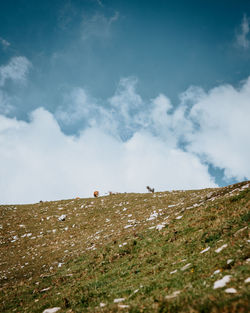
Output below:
[213,269,221,275]
[200,247,210,254]
[181,263,191,271]
[58,215,66,221]
[114,298,125,303]
[215,244,228,253]
[165,290,181,299]
[176,215,183,220]
[124,225,133,229]
[118,304,130,308]
[213,275,231,289]
[234,226,248,237]
[119,242,127,247]
[43,308,61,313]
[225,288,237,293]
[40,287,51,292]
[244,277,250,283]
[156,224,165,231]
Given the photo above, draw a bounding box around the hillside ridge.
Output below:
[0,181,249,312]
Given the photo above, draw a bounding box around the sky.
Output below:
[0,0,250,204]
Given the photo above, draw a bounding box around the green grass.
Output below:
[0,181,249,312]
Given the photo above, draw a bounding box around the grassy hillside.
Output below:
[0,181,249,312]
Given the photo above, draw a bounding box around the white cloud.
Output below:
[0,56,32,87]
[0,90,13,115]
[55,88,96,125]
[236,14,250,49]
[1,71,250,204]
[0,107,216,204]
[183,78,250,180]
[55,76,250,184]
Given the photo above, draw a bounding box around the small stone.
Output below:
[213,275,231,289]
[118,304,130,308]
[114,298,125,303]
[200,247,210,254]
[225,288,237,293]
[181,263,191,271]
[43,308,61,313]
[215,244,228,253]
[165,290,181,299]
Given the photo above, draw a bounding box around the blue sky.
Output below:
[0,0,250,203]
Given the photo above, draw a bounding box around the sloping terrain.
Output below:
[0,181,249,312]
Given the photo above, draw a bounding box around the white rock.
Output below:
[200,247,210,254]
[40,287,51,292]
[213,275,231,289]
[43,308,61,313]
[118,304,130,308]
[58,214,66,221]
[215,244,228,253]
[181,263,191,271]
[227,259,233,265]
[100,303,106,307]
[244,277,250,283]
[234,226,248,237]
[225,288,237,293]
[213,269,221,275]
[114,298,125,303]
[165,290,181,299]
[124,225,133,229]
[176,215,183,220]
[156,224,165,231]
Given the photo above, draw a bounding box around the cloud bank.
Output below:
[0,108,215,204]
[0,63,250,204]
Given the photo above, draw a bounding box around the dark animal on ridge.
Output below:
[146,186,155,193]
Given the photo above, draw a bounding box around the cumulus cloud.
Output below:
[0,108,216,204]
[0,56,32,87]
[183,78,250,181]
[55,76,250,184]
[1,70,250,204]
[55,88,97,125]
[236,14,250,49]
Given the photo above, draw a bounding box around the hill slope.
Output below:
[0,181,249,312]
